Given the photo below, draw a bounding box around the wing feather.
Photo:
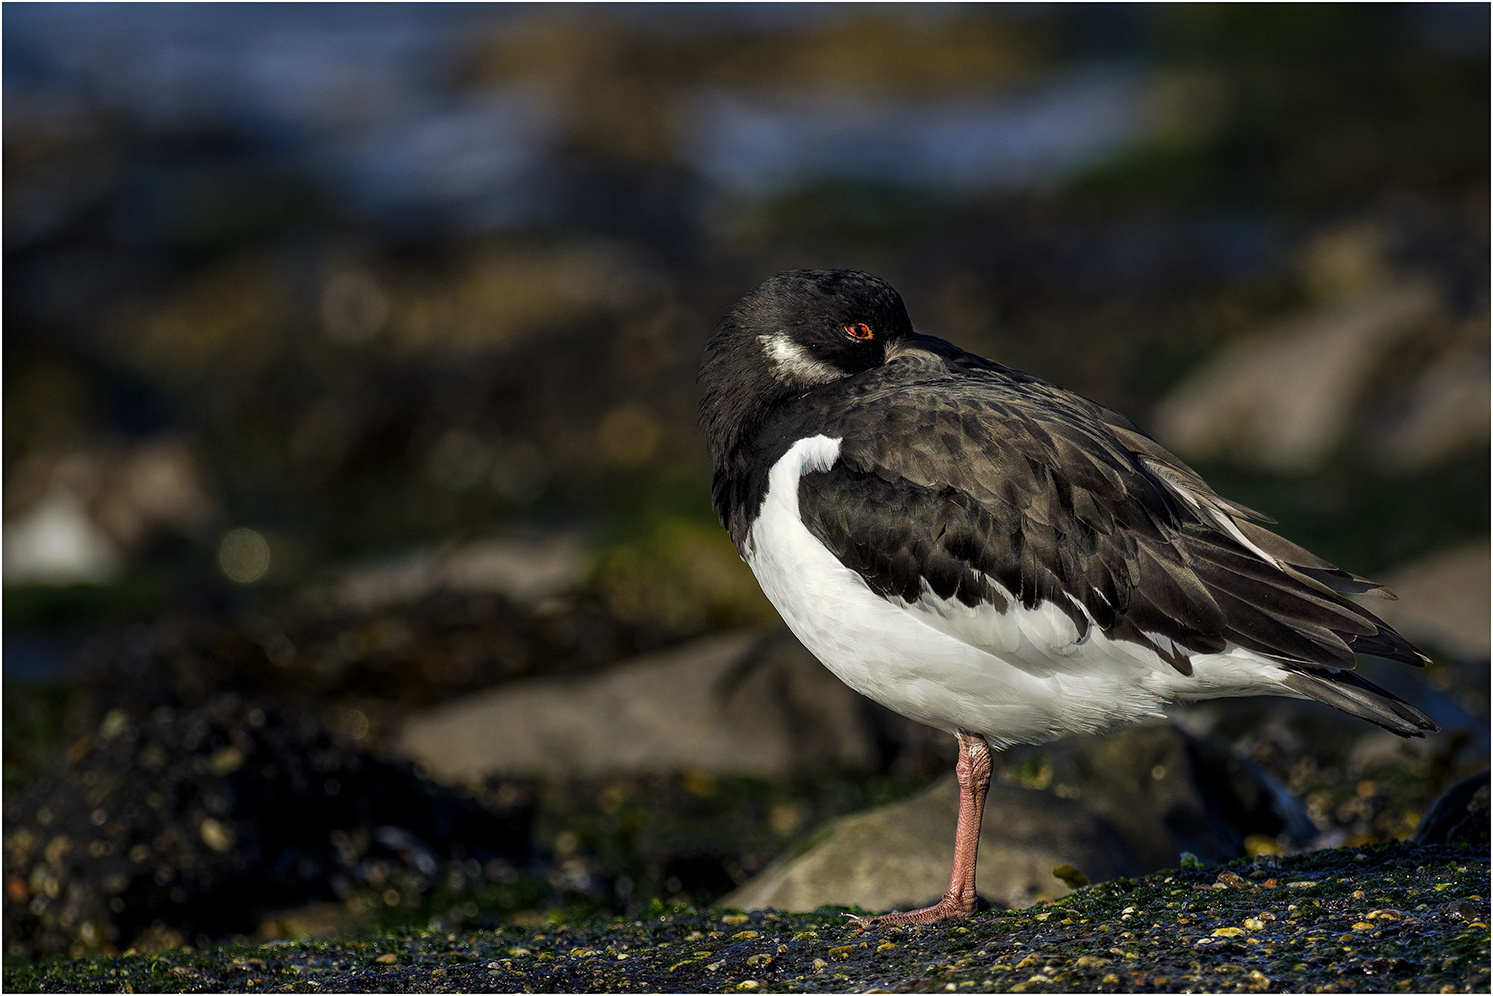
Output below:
[788,345,1428,687]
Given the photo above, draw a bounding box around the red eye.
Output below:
[844,322,875,340]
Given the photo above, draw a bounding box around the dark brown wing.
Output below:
[790,342,1434,734]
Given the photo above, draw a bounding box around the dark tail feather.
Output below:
[1347,627,1434,667]
[1280,667,1439,737]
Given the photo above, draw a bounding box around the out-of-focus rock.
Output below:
[2,439,217,582]
[1414,770,1490,846]
[1152,278,1441,471]
[1371,542,1491,661]
[382,243,656,355]
[396,633,883,780]
[96,438,218,548]
[127,255,290,379]
[1370,335,1491,470]
[253,900,374,943]
[79,584,693,746]
[721,776,1136,914]
[319,533,589,612]
[720,724,1309,914]
[593,520,781,634]
[998,723,1315,868]
[2,488,122,583]
[1295,221,1396,302]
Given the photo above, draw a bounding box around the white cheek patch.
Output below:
[759,332,842,385]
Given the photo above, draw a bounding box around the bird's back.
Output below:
[730,334,1436,738]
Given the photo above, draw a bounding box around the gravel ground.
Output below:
[5,841,1487,993]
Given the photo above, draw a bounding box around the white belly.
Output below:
[743,435,1294,747]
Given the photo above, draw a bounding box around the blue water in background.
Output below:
[3,3,1153,239]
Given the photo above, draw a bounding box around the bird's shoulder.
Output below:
[792,341,1183,519]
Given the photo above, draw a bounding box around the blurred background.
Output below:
[4,3,1488,958]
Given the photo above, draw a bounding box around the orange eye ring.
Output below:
[844,322,875,341]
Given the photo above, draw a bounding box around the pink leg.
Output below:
[849,730,992,928]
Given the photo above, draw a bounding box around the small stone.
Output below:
[1244,834,1280,856]
[98,710,131,741]
[1052,865,1090,889]
[199,818,235,853]
[209,747,244,776]
[43,836,72,867]
[1212,927,1245,938]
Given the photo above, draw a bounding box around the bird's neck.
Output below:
[700,358,802,465]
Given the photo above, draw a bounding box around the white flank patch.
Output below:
[746,437,1303,746]
[759,332,842,386]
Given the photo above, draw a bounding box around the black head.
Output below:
[699,269,914,459]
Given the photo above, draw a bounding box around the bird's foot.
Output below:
[844,895,976,930]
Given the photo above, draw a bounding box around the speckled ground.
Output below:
[7,841,1486,993]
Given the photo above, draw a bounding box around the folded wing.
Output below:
[796,359,1435,736]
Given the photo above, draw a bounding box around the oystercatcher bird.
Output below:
[699,269,1437,927]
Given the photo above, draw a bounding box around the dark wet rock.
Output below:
[1415,770,1491,845]
[721,723,1310,914]
[2,692,532,958]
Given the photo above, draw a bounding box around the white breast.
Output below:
[744,435,1298,747]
